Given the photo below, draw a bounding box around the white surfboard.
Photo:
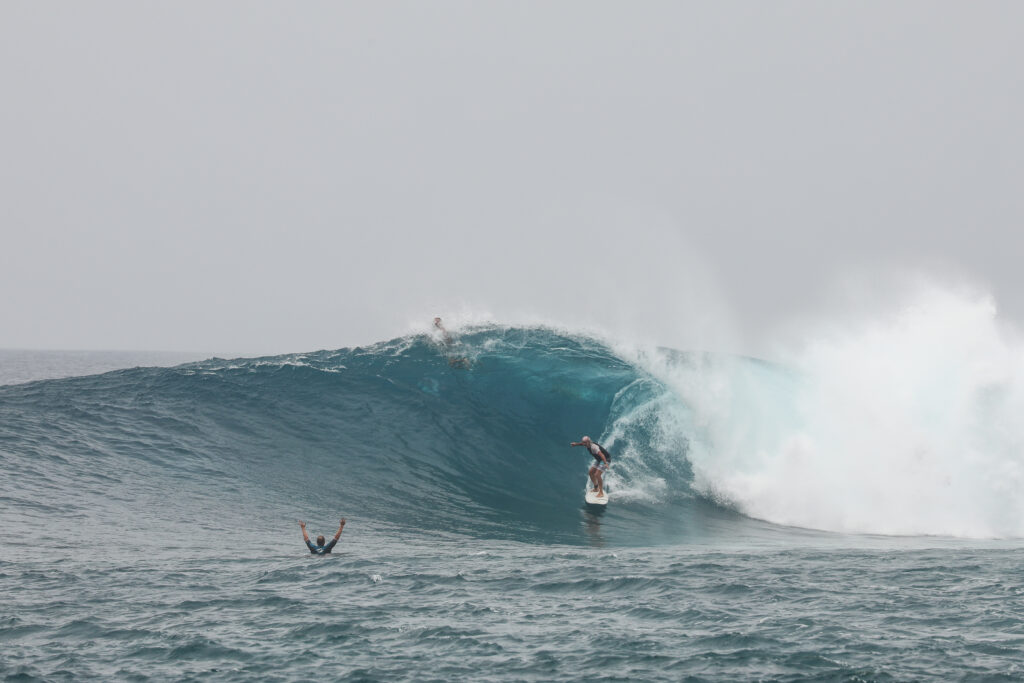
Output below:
[585,488,609,505]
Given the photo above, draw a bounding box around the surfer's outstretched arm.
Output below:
[334,518,347,541]
[299,520,310,543]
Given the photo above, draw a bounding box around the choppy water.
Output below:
[5,539,1024,681]
[2,327,1024,681]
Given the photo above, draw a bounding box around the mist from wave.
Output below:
[613,283,1024,538]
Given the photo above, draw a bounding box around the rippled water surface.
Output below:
[5,537,1024,681]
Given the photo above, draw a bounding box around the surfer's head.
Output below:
[581,436,591,445]
[316,535,326,546]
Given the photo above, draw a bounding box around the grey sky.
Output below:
[2,2,1021,355]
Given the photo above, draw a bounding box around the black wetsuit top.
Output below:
[588,442,611,463]
[306,538,338,555]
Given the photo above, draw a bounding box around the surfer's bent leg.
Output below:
[594,461,608,496]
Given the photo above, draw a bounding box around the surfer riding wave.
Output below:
[570,436,611,499]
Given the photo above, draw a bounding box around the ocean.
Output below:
[2,328,1023,681]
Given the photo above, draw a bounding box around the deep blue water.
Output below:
[2,328,1023,681]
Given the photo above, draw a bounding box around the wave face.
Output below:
[3,314,1024,546]
[0,328,747,549]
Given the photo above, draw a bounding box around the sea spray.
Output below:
[625,284,1024,537]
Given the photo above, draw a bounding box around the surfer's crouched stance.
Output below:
[300,518,346,555]
[570,436,611,498]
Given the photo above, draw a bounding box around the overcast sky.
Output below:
[2,2,1022,356]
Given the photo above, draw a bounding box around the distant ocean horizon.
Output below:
[0,349,215,386]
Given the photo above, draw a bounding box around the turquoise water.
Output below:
[2,329,1023,680]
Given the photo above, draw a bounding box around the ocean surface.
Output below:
[0,349,212,387]
[2,327,1023,681]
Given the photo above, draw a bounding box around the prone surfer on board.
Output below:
[433,317,470,368]
[570,436,611,499]
[300,519,346,555]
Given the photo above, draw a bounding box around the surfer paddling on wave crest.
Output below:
[570,436,611,499]
[300,519,346,555]
[433,317,470,368]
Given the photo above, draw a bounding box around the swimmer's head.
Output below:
[317,535,326,546]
